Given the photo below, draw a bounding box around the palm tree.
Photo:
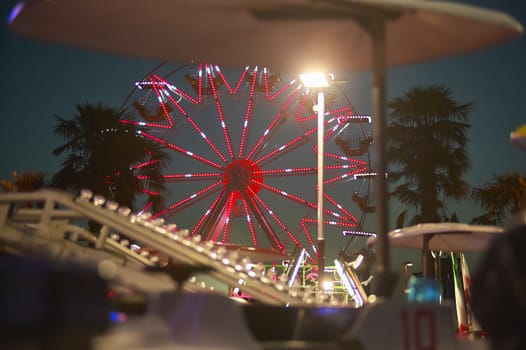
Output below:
[0,170,47,208]
[471,172,526,225]
[0,170,46,192]
[386,84,472,276]
[51,103,169,213]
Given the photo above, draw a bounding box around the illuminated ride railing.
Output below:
[264,259,369,306]
[0,189,330,306]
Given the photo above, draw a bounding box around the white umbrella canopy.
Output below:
[8,0,523,74]
[367,222,504,252]
[8,0,523,294]
[10,0,522,73]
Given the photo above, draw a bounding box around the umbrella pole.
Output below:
[368,17,395,296]
[422,234,433,277]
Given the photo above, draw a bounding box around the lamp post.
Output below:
[403,261,414,289]
[299,72,331,292]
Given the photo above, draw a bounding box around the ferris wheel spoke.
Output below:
[154,181,223,219]
[259,182,314,210]
[323,165,370,186]
[260,164,366,182]
[200,192,232,241]
[303,217,359,232]
[324,193,360,223]
[161,172,222,182]
[132,161,163,182]
[236,66,258,159]
[202,192,235,242]
[246,89,300,160]
[152,73,202,105]
[137,200,154,216]
[153,69,228,161]
[324,151,368,166]
[264,70,297,101]
[191,190,226,237]
[214,65,249,95]
[258,181,355,224]
[138,172,222,183]
[262,167,316,177]
[221,193,238,244]
[139,131,223,169]
[241,190,285,251]
[148,77,175,128]
[240,197,259,247]
[206,192,236,243]
[206,64,235,159]
[298,218,319,263]
[140,188,159,197]
[312,144,370,186]
[250,190,307,252]
[255,127,315,167]
[325,118,345,141]
[163,91,228,163]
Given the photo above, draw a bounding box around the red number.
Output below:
[401,309,437,350]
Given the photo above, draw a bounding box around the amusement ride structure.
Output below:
[120,63,376,264]
[4,1,523,348]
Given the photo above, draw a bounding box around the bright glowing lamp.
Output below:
[322,280,334,292]
[299,73,331,88]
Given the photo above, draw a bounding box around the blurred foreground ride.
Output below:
[0,189,494,349]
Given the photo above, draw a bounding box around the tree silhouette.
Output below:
[0,170,47,208]
[386,84,472,276]
[51,103,169,212]
[471,172,526,225]
[0,170,46,193]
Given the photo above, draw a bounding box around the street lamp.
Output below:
[299,72,331,291]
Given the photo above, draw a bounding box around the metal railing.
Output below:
[0,189,333,306]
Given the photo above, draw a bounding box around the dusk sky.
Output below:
[1,1,525,274]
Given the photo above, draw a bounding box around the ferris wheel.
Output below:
[120,63,374,263]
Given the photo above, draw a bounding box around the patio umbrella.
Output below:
[368,222,504,277]
[367,222,504,252]
[7,0,522,73]
[8,0,522,295]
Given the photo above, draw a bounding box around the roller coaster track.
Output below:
[0,189,316,306]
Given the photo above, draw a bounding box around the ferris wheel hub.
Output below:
[222,159,263,199]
